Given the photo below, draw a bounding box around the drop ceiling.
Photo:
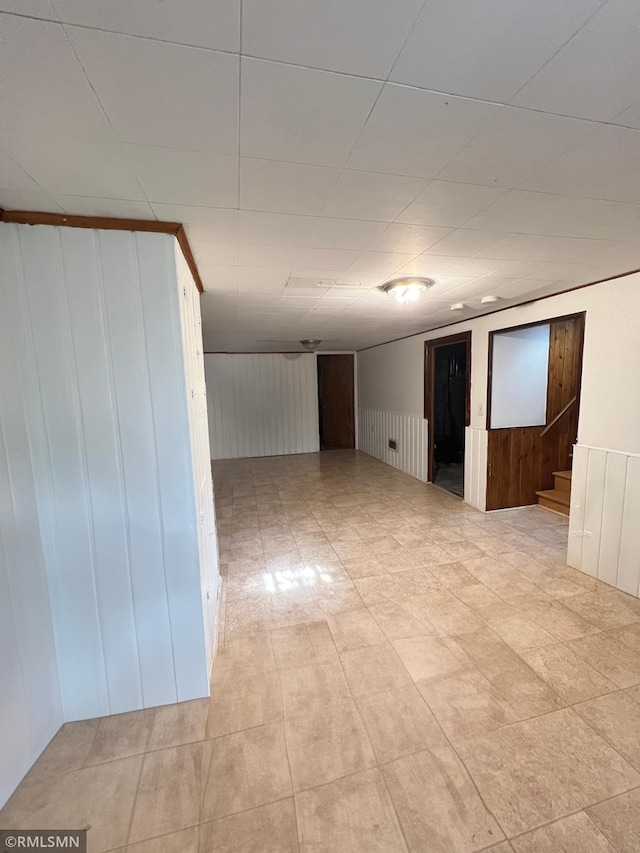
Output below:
[1,0,639,351]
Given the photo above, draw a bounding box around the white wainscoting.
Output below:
[569,444,640,596]
[358,408,428,482]
[464,427,488,511]
[205,353,320,459]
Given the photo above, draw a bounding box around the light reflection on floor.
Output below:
[263,566,335,593]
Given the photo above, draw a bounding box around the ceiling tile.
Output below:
[0,188,64,211]
[124,144,238,206]
[305,218,388,251]
[347,251,416,274]
[368,223,452,254]
[0,148,40,191]
[396,180,507,227]
[427,229,506,257]
[66,28,238,154]
[238,244,299,267]
[192,241,239,267]
[612,100,640,130]
[52,0,240,51]
[197,265,239,293]
[512,0,640,121]
[241,0,423,78]
[238,268,290,294]
[347,85,500,178]
[240,59,381,167]
[0,131,145,199]
[0,14,111,137]
[464,189,640,241]
[240,158,340,215]
[294,247,361,270]
[238,211,315,247]
[438,107,596,188]
[521,124,640,202]
[151,205,238,243]
[322,170,425,221]
[54,196,155,218]
[0,1,56,16]
[396,255,469,277]
[389,0,603,102]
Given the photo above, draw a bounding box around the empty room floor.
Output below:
[3,451,640,852]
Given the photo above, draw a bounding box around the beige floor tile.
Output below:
[418,669,518,742]
[326,608,387,652]
[567,632,640,688]
[20,719,99,785]
[201,723,292,821]
[198,799,298,853]
[85,709,152,766]
[401,589,485,637]
[510,812,616,853]
[392,636,466,683]
[612,621,640,652]
[367,599,432,639]
[129,741,208,843]
[516,707,640,807]
[0,755,142,853]
[521,643,616,704]
[458,726,579,837]
[271,621,339,669]
[574,691,640,770]
[117,826,200,853]
[280,662,351,718]
[587,788,640,853]
[340,643,412,696]
[382,746,505,852]
[453,627,563,718]
[285,698,376,791]
[563,590,640,631]
[480,610,556,654]
[296,768,407,853]
[207,660,282,737]
[147,699,209,752]
[216,632,276,671]
[355,685,448,764]
[341,556,388,579]
[511,595,600,642]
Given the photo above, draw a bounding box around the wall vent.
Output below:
[388,438,398,452]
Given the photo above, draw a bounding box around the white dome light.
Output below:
[378,277,435,305]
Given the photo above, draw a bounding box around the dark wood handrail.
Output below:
[541,395,577,437]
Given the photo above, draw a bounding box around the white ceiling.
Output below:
[1,0,639,351]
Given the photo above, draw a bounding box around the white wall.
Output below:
[490,324,550,429]
[358,272,640,589]
[0,224,212,744]
[0,243,62,808]
[205,353,320,459]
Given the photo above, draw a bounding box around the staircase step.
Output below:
[553,469,572,493]
[536,488,570,516]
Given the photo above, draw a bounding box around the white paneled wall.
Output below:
[464,427,488,511]
[358,408,428,482]
[0,242,62,807]
[569,445,640,595]
[175,247,220,674]
[205,353,319,459]
[0,223,212,736]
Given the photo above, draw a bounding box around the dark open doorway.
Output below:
[425,333,471,498]
[317,354,355,450]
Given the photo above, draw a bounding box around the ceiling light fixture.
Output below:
[450,302,466,312]
[378,277,435,304]
[300,339,321,351]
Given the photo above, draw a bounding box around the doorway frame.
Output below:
[316,352,356,450]
[424,331,472,483]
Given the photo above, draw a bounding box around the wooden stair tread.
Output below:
[552,469,572,480]
[535,488,570,506]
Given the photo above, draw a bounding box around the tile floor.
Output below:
[3,451,640,852]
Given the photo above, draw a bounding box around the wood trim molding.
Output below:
[0,207,204,295]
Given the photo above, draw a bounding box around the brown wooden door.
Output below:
[317,355,355,450]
